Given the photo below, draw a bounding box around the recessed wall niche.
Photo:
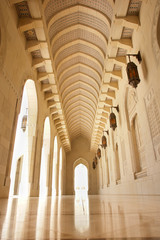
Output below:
[144,87,160,161]
[152,0,160,63]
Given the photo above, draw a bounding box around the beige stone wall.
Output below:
[0,1,66,197]
[98,0,160,195]
[66,136,98,195]
[0,0,160,198]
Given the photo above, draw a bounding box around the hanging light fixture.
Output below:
[126,51,142,88]
[102,135,107,149]
[21,108,28,132]
[94,155,98,165]
[92,161,96,169]
[97,147,101,159]
[92,154,98,169]
[109,105,119,131]
[101,130,109,149]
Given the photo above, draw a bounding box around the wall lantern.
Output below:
[102,135,107,149]
[92,155,98,169]
[21,115,27,132]
[101,131,108,149]
[94,155,98,165]
[109,105,119,131]
[97,148,101,159]
[92,161,96,169]
[126,51,142,88]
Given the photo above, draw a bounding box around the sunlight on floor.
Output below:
[1,195,160,239]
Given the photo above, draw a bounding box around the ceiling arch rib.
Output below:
[49,14,109,45]
[54,39,105,66]
[61,81,99,100]
[47,6,111,36]
[43,0,113,144]
[51,24,107,50]
[65,102,95,121]
[70,129,92,141]
[67,115,94,129]
[58,63,101,86]
[70,128,91,141]
[66,109,94,125]
[59,66,101,90]
[57,52,102,75]
[68,123,92,136]
[68,120,92,134]
[63,93,97,112]
[44,0,113,25]
[60,73,100,93]
[69,123,91,133]
[52,29,106,58]
[67,107,94,121]
[55,43,104,69]
[57,56,103,80]
[62,88,98,108]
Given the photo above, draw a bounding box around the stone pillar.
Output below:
[48,150,53,196]
[0,98,19,198]
[101,148,108,187]
[30,131,43,197]
[105,150,110,186]
[108,130,117,185]
[56,148,60,196]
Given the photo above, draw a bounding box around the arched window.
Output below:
[39,117,51,197]
[9,80,38,197]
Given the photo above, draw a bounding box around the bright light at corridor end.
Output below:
[74,164,88,197]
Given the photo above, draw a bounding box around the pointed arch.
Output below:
[9,79,38,197]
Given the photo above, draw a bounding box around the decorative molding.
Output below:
[152,0,160,64]
[144,87,160,161]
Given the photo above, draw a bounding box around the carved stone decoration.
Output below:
[127,87,137,120]
[144,87,160,160]
[152,0,160,64]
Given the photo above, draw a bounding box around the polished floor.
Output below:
[0,193,160,240]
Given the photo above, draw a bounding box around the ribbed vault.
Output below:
[44,0,113,142]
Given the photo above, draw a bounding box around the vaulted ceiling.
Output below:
[44,0,113,144]
[14,0,142,151]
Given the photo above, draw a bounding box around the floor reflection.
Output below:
[36,197,47,240]
[1,197,29,240]
[0,195,160,239]
[74,190,89,233]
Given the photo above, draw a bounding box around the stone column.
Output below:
[30,131,43,197]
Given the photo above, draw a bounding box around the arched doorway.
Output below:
[9,80,38,197]
[73,159,89,233]
[74,159,89,197]
[39,117,51,197]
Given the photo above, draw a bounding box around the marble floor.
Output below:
[0,194,160,240]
